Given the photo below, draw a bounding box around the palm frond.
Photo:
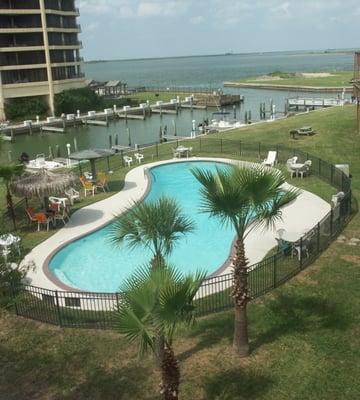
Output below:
[109,196,195,259]
[114,265,205,356]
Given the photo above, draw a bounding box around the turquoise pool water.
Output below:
[49,161,235,292]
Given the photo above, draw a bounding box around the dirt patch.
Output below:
[341,255,360,266]
[295,271,318,286]
[301,72,334,78]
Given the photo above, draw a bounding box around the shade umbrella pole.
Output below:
[90,159,97,180]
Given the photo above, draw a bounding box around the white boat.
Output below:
[207,112,244,131]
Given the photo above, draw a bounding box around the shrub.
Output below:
[54,87,104,115]
[5,96,48,121]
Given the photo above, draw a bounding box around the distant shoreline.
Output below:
[84,48,357,64]
[223,82,353,93]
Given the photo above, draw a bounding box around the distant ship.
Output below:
[224,51,234,56]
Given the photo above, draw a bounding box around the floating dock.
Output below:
[287,98,343,110]
[82,119,109,127]
[41,126,65,133]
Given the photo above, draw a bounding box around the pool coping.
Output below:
[24,157,331,292]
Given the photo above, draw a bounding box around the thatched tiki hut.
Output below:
[11,169,77,210]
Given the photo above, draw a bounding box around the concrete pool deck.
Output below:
[24,157,331,291]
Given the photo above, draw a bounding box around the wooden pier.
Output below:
[287,98,343,110]
[41,126,65,133]
[82,119,109,127]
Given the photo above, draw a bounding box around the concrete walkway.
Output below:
[24,157,331,291]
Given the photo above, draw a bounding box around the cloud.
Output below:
[137,1,189,17]
[190,15,204,25]
[78,0,188,18]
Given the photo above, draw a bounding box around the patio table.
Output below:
[176,146,191,158]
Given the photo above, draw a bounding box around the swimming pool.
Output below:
[49,161,236,292]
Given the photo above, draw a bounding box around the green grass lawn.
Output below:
[1,105,360,399]
[234,71,353,88]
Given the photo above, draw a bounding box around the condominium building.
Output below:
[0,0,86,120]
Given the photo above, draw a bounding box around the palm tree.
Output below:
[192,164,299,357]
[0,164,25,229]
[110,196,195,268]
[115,265,205,400]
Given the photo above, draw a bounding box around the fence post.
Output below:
[330,164,334,185]
[156,142,159,158]
[115,292,120,312]
[239,140,242,156]
[220,139,223,153]
[330,209,334,237]
[55,291,63,327]
[258,142,261,159]
[299,237,303,269]
[317,222,320,252]
[199,137,202,152]
[273,254,277,288]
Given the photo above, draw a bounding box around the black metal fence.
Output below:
[6,138,353,329]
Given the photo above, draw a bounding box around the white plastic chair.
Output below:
[286,161,297,178]
[134,153,144,164]
[123,156,133,167]
[263,151,277,167]
[172,148,180,158]
[65,188,80,205]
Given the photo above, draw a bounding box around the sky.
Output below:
[77,0,360,61]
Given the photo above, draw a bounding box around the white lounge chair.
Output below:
[123,155,133,167]
[134,153,144,163]
[172,148,180,158]
[65,188,80,205]
[262,151,277,167]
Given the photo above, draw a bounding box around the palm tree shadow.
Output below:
[251,293,351,351]
[0,342,152,400]
[178,311,234,361]
[180,292,350,361]
[204,369,274,400]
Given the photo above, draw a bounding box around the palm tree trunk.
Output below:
[160,345,180,400]
[154,333,165,367]
[151,252,165,270]
[232,237,250,357]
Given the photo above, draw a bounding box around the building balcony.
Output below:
[48,43,82,50]
[0,9,40,15]
[45,8,80,17]
[0,45,45,52]
[0,27,42,33]
[51,60,82,68]
[47,25,81,33]
[0,63,47,71]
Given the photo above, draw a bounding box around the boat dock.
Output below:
[287,98,344,110]
[0,92,242,141]
[40,126,65,133]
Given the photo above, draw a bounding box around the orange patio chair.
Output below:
[79,175,96,197]
[26,207,53,232]
[95,172,109,192]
